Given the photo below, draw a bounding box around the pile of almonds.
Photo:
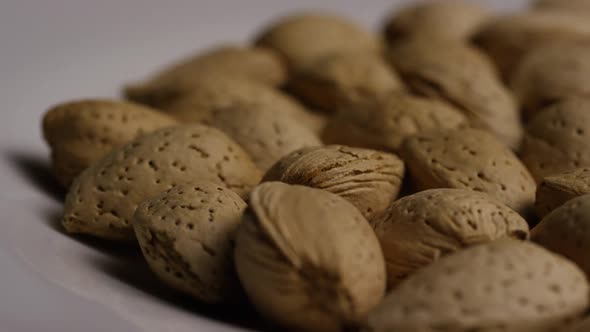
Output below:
[41,0,590,331]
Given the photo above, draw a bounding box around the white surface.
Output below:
[0,0,529,331]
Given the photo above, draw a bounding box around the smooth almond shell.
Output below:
[234,182,386,332]
[374,188,530,287]
[400,128,536,216]
[42,99,177,187]
[63,124,261,241]
[520,97,590,182]
[369,239,589,332]
[263,145,405,221]
[322,92,468,151]
[133,182,246,303]
[388,38,522,149]
[536,168,590,218]
[255,13,381,70]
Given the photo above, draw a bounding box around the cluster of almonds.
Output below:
[41,0,590,331]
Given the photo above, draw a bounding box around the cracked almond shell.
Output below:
[234,182,386,332]
[511,41,590,120]
[520,97,590,183]
[209,104,322,171]
[368,239,589,332]
[255,13,381,70]
[42,99,177,187]
[322,92,468,151]
[62,124,261,242]
[288,51,404,112]
[373,188,529,287]
[133,182,246,303]
[263,145,404,221]
[124,45,287,107]
[536,168,590,218]
[473,11,590,81]
[400,128,536,216]
[163,76,326,134]
[383,0,491,43]
[388,38,522,149]
[533,194,590,279]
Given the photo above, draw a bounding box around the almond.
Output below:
[369,239,589,332]
[520,97,590,182]
[255,13,381,70]
[536,168,590,218]
[234,182,385,332]
[400,128,536,216]
[62,124,261,241]
[263,145,404,221]
[133,181,246,303]
[373,188,529,287]
[322,92,467,151]
[388,38,522,149]
[42,99,177,187]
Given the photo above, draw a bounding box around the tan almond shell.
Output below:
[368,239,589,332]
[42,99,177,187]
[373,188,530,287]
[62,124,261,241]
[262,145,405,221]
[473,11,590,81]
[383,0,492,43]
[287,51,405,112]
[536,168,590,218]
[163,76,326,134]
[133,182,246,303]
[388,38,522,150]
[564,315,590,332]
[533,194,590,279]
[511,41,590,120]
[400,128,536,216]
[254,13,381,70]
[520,97,590,183]
[534,0,590,13]
[209,105,322,171]
[124,45,287,107]
[321,92,468,151]
[234,182,386,332]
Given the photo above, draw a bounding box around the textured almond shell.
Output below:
[255,13,381,70]
[288,51,404,112]
[322,92,467,151]
[234,182,386,332]
[400,128,536,216]
[473,12,590,81]
[520,97,590,183]
[536,168,590,218]
[532,194,590,278]
[263,145,405,221]
[374,189,530,287]
[125,45,287,107]
[369,239,589,332]
[133,182,246,303]
[383,0,491,43]
[209,105,322,171]
[163,76,326,134]
[42,99,177,187]
[511,41,590,119]
[388,38,522,149]
[63,124,261,241]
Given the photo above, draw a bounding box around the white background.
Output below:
[0,1,529,331]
